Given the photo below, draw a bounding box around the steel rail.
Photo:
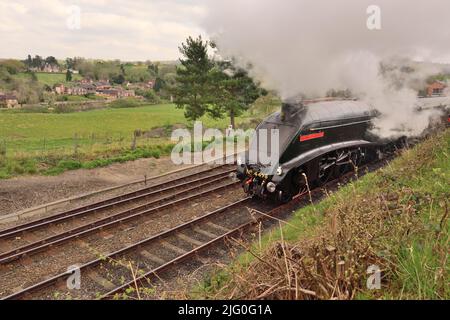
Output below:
[0,177,240,264]
[2,198,252,300]
[101,203,289,299]
[0,165,233,239]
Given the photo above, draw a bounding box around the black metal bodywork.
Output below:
[236,100,382,201]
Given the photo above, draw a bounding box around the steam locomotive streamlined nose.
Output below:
[236,161,278,198]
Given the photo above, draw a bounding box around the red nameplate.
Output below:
[300,131,325,142]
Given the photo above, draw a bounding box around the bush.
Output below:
[57,159,82,170]
[109,98,142,109]
[54,104,75,113]
[135,89,160,104]
[56,95,69,102]
[19,105,50,113]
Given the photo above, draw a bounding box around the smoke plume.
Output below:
[201,0,450,137]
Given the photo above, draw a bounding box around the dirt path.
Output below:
[0,156,191,216]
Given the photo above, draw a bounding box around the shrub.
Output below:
[54,104,75,113]
[57,159,82,170]
[109,98,142,109]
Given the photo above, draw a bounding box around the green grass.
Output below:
[0,103,248,178]
[193,129,449,300]
[15,72,82,86]
[0,103,235,153]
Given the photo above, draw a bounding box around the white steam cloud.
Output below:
[201,0,450,138]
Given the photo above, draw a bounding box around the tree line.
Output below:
[24,55,59,70]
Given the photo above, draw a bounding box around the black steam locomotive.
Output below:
[236,98,449,203]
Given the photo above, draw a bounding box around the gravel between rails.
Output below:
[0,167,234,252]
[22,200,258,300]
[0,163,231,225]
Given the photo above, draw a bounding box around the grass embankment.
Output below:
[0,103,247,178]
[195,129,449,300]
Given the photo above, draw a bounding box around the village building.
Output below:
[54,84,65,95]
[94,81,112,91]
[126,80,155,90]
[0,94,19,108]
[96,89,120,99]
[80,78,93,84]
[427,80,448,97]
[146,80,155,89]
[119,89,136,98]
[67,86,88,96]
[96,88,135,99]
[80,83,96,94]
[42,63,61,73]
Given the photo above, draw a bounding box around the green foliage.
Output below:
[248,93,281,118]
[173,36,217,121]
[72,58,170,83]
[1,76,44,104]
[112,73,125,84]
[135,89,160,104]
[326,88,352,98]
[213,60,265,127]
[109,98,142,109]
[173,36,263,127]
[124,67,151,83]
[54,104,75,113]
[0,59,26,74]
[56,95,89,102]
[23,54,58,71]
[66,69,72,82]
[426,73,450,84]
[0,103,242,179]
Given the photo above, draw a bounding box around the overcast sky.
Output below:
[1,1,449,64]
[0,0,207,61]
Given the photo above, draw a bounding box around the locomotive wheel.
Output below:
[317,153,337,186]
[336,148,363,175]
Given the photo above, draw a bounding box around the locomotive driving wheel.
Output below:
[335,148,363,175]
[317,153,337,186]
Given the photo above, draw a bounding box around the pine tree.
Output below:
[173,36,263,127]
[172,36,216,121]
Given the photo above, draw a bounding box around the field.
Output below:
[0,103,244,178]
[0,103,235,153]
[15,72,83,86]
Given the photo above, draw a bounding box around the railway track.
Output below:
[2,154,391,300]
[2,198,255,300]
[0,165,238,264]
[100,154,395,300]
